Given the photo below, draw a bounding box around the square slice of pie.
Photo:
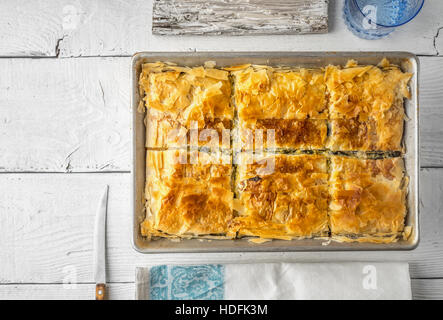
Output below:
[139,62,233,149]
[142,149,234,238]
[327,107,404,152]
[229,153,329,239]
[329,156,407,242]
[325,59,412,152]
[231,65,328,151]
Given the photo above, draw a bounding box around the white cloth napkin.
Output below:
[136,262,411,300]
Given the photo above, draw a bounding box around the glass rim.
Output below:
[353,0,425,28]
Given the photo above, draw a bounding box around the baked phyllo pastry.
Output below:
[329,156,407,243]
[229,153,329,240]
[231,65,327,151]
[325,59,412,152]
[138,59,412,244]
[139,62,233,149]
[142,149,233,238]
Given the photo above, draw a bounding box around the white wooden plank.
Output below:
[419,57,443,167]
[0,283,133,300]
[152,0,328,36]
[47,0,443,57]
[0,56,441,172]
[0,58,131,172]
[0,55,440,172]
[0,169,442,284]
[0,173,131,284]
[0,0,442,57]
[435,26,443,56]
[411,279,443,300]
[0,0,151,57]
[0,0,62,56]
[0,280,442,300]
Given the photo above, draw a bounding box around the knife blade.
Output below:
[93,185,108,300]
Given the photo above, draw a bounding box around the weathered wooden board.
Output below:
[152,0,328,36]
[0,56,442,172]
[0,0,442,57]
[0,57,131,172]
[0,168,442,285]
[0,279,441,300]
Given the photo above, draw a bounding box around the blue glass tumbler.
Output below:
[343,0,425,40]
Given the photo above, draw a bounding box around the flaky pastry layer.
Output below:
[139,59,412,243]
[235,119,327,151]
[329,156,407,241]
[140,62,233,148]
[142,150,233,237]
[232,65,327,121]
[325,59,412,151]
[230,153,329,239]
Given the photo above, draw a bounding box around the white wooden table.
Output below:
[1,0,443,300]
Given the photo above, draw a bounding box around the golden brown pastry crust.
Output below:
[236,119,327,151]
[325,59,412,151]
[142,150,233,237]
[140,62,233,149]
[139,59,412,243]
[232,66,327,121]
[327,108,404,152]
[146,108,232,149]
[232,65,328,151]
[229,153,329,239]
[329,156,407,242]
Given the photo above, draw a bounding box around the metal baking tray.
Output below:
[132,52,419,253]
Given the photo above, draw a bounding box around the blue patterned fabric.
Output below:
[149,264,224,300]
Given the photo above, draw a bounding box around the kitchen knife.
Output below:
[93,185,108,300]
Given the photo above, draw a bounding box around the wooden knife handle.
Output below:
[96,283,106,300]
